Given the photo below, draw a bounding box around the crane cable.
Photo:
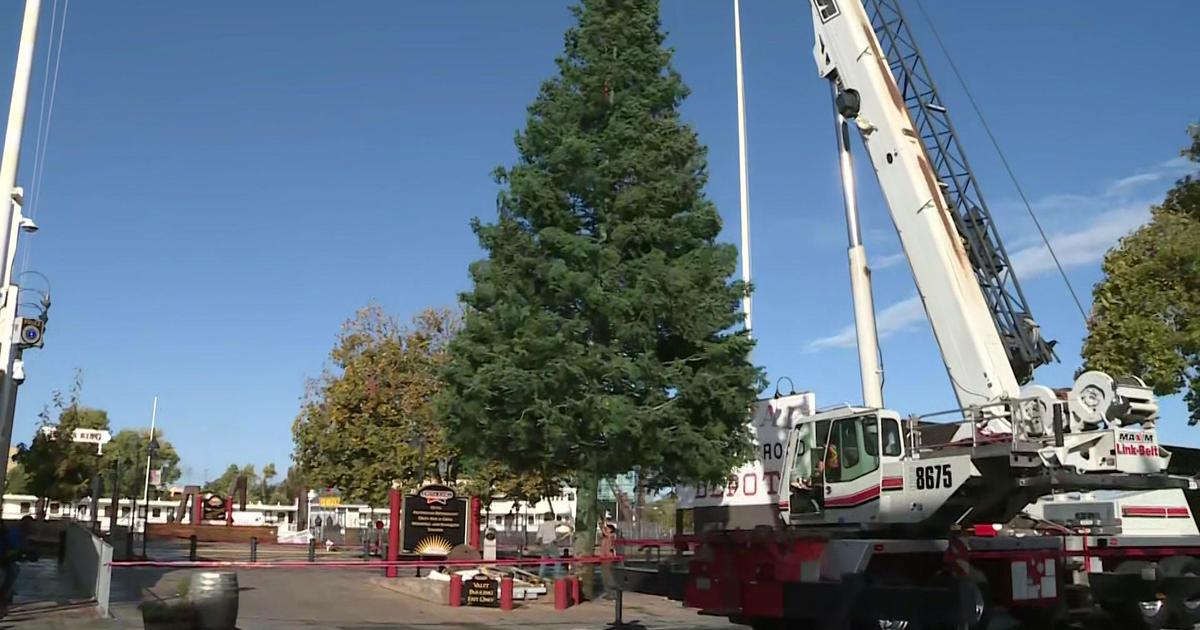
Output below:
[911,0,1089,325]
[21,0,71,276]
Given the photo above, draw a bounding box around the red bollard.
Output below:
[386,488,401,578]
[571,575,580,606]
[448,574,463,607]
[500,576,514,611]
[554,579,568,610]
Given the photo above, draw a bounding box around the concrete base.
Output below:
[371,577,449,604]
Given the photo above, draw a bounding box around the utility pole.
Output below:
[0,0,43,494]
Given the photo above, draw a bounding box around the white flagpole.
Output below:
[141,397,157,527]
[733,0,753,336]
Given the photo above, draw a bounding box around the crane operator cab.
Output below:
[782,408,911,527]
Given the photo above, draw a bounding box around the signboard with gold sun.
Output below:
[402,484,468,554]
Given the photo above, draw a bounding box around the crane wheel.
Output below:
[1158,555,1200,628]
[1105,560,1167,630]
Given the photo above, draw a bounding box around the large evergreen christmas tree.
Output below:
[441,0,763,577]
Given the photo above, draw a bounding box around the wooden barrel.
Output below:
[187,571,239,630]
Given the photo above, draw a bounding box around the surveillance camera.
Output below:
[18,217,37,233]
[11,359,24,384]
[17,318,43,348]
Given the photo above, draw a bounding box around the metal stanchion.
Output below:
[188,534,198,561]
[308,538,316,562]
[250,536,258,563]
[613,588,624,627]
[362,538,370,561]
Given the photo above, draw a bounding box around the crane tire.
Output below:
[1110,560,1167,630]
[1158,555,1200,628]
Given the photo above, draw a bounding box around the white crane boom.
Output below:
[809,0,1018,409]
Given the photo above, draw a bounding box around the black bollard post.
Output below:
[308,537,316,562]
[250,536,258,563]
[188,534,197,562]
[613,588,624,628]
[57,530,67,563]
[381,542,388,576]
[362,538,369,561]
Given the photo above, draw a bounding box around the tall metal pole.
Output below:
[0,0,42,494]
[831,82,883,408]
[733,0,753,335]
[141,397,158,527]
[140,398,157,511]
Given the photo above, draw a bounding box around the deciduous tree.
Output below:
[1084,125,1200,423]
[100,429,182,499]
[440,0,763,592]
[14,372,111,508]
[292,304,459,506]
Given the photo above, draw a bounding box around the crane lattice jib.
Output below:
[862,0,1056,382]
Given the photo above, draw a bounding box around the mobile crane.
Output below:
[649,1,1200,628]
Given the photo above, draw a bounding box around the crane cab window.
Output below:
[825,416,881,483]
[881,419,902,457]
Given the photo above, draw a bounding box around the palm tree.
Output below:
[262,462,277,503]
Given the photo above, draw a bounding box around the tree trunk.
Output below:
[572,468,600,598]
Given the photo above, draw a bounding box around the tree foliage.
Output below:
[439,0,763,580]
[292,304,460,506]
[202,463,256,496]
[1084,124,1200,423]
[99,428,182,499]
[14,372,111,503]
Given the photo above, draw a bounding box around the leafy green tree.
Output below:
[5,463,30,494]
[14,371,112,506]
[292,304,460,506]
[1084,125,1200,423]
[99,429,182,499]
[203,464,256,496]
[439,0,763,591]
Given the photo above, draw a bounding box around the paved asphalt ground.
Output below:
[0,541,740,630]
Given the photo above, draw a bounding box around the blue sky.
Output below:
[0,1,1196,485]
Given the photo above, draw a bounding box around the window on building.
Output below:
[104,506,113,517]
[19,502,30,514]
[50,502,60,514]
[121,506,131,516]
[494,516,503,526]
[527,515,534,524]
[152,508,162,518]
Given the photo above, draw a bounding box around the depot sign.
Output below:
[677,391,816,509]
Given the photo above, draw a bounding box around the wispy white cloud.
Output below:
[1007,203,1151,278]
[806,296,924,351]
[872,251,908,270]
[805,157,1192,352]
[1105,157,1192,197]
